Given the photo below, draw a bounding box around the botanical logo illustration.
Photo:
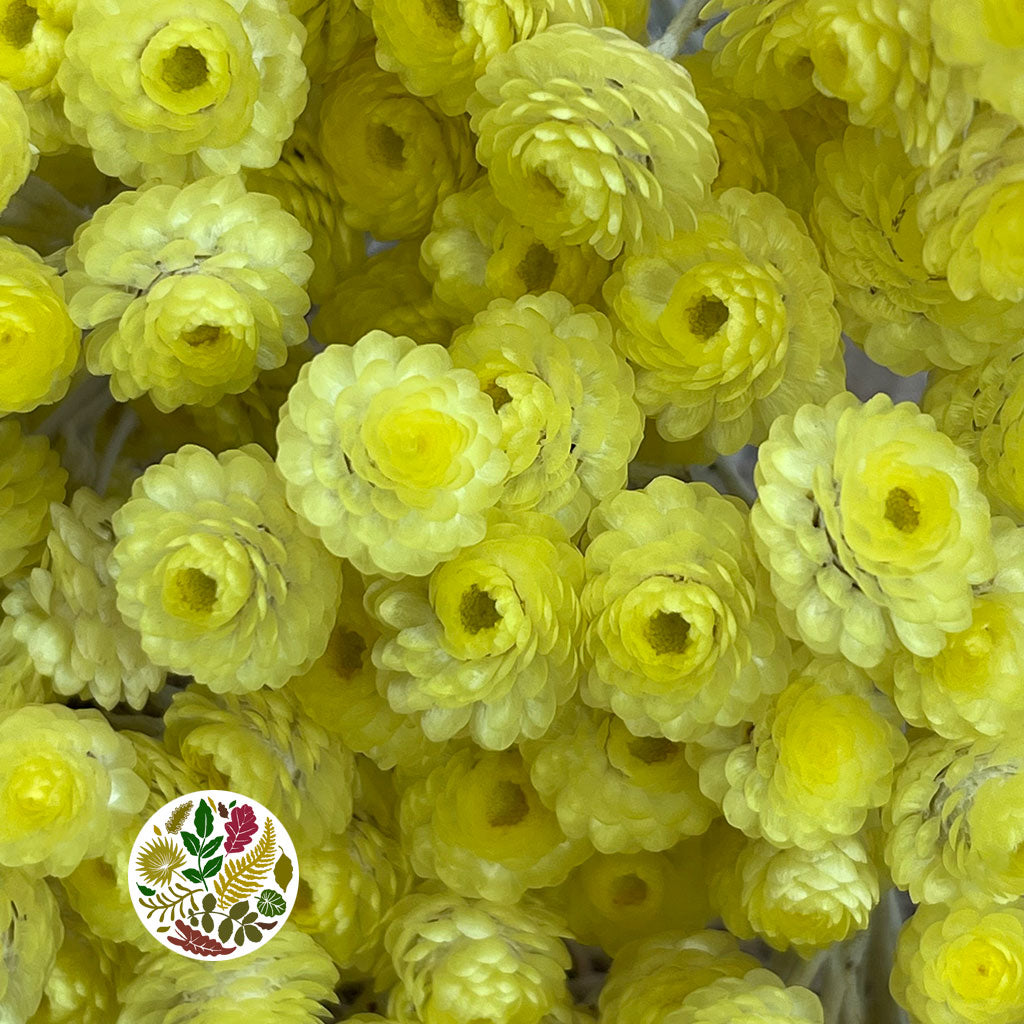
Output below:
[129,789,299,960]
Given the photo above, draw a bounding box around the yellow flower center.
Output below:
[515,243,558,294]
[932,599,1011,695]
[327,626,367,680]
[626,736,678,764]
[609,872,649,906]
[161,44,208,92]
[486,779,529,827]
[370,123,405,170]
[884,486,921,533]
[644,609,691,656]
[164,566,218,619]
[366,402,468,489]
[459,584,501,634]
[687,294,729,341]
[181,323,225,348]
[946,934,1021,1003]
[0,0,36,48]
[425,0,461,30]
[139,21,233,116]
[3,755,79,831]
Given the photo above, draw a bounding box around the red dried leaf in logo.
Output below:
[223,804,259,853]
[167,920,236,957]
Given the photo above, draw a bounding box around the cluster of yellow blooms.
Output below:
[4,0,1024,1022]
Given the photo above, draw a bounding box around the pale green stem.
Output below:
[649,0,707,57]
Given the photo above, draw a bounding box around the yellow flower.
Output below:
[524,705,717,853]
[919,109,1024,304]
[381,891,574,1024]
[801,0,973,165]
[111,444,341,692]
[697,654,906,849]
[599,0,648,37]
[752,392,996,668]
[582,476,791,741]
[65,176,313,414]
[892,901,1024,1024]
[0,81,30,214]
[604,187,844,455]
[0,419,66,582]
[165,683,355,848]
[290,815,411,972]
[884,733,1024,906]
[313,240,455,348]
[925,338,1024,522]
[293,0,371,82]
[117,925,339,1024]
[3,487,166,710]
[685,52,814,217]
[421,177,610,322]
[0,703,148,877]
[700,0,818,110]
[31,896,119,1024]
[0,616,51,713]
[712,824,879,956]
[931,0,1024,127]
[58,0,309,184]
[398,743,590,902]
[813,126,1024,375]
[0,869,63,1023]
[0,236,79,415]
[669,971,825,1024]
[552,840,711,955]
[0,0,71,93]
[449,291,643,536]
[317,49,478,240]
[368,510,583,750]
[469,24,718,259]
[891,517,1024,741]
[364,0,603,117]
[276,332,510,579]
[288,565,446,773]
[598,930,761,1024]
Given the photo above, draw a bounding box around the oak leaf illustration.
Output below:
[224,804,258,853]
[213,818,276,909]
[167,920,236,957]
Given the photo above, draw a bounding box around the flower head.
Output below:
[58,0,309,184]
[276,331,510,578]
[0,236,79,415]
[368,509,584,750]
[582,476,791,741]
[0,703,148,877]
[605,186,844,455]
[65,176,313,414]
[0,81,30,214]
[752,392,995,667]
[469,24,718,259]
[0,869,63,1022]
[449,291,642,536]
[111,444,341,692]
[317,49,478,240]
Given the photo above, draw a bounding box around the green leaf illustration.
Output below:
[194,800,214,839]
[137,882,201,923]
[273,852,293,890]
[243,925,262,942]
[202,855,223,879]
[200,836,223,859]
[182,868,204,884]
[234,926,245,945]
[180,832,200,856]
[228,800,236,809]
[157,926,170,933]
[137,884,156,897]
[218,917,233,942]
[229,900,250,920]
[256,889,287,917]
[201,913,214,933]
[202,893,216,912]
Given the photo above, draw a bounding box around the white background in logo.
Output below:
[129,789,299,961]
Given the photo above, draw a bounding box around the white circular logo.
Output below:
[129,790,299,960]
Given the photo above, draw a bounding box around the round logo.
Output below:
[129,789,299,960]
